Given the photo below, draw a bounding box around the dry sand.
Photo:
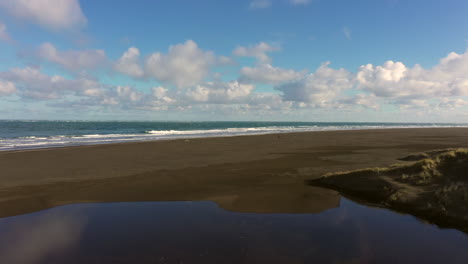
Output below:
[1,128,468,224]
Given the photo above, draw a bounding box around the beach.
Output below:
[1,127,467,220]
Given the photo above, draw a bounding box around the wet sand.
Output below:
[1,128,468,219]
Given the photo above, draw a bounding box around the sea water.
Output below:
[0,120,467,151]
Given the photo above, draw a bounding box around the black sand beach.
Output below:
[1,128,468,224]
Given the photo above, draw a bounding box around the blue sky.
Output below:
[0,0,467,122]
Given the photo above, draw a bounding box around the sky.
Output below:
[0,0,467,122]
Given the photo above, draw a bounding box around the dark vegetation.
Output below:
[309,149,468,232]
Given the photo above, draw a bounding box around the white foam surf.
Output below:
[1,124,467,151]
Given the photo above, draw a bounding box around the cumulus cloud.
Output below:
[0,66,267,112]
[233,42,279,64]
[356,51,468,106]
[276,62,353,106]
[114,47,144,78]
[36,42,107,72]
[3,43,468,116]
[270,50,468,110]
[151,86,175,104]
[0,0,87,31]
[114,40,228,88]
[144,40,218,88]
[81,79,283,112]
[0,66,100,99]
[240,64,305,84]
[183,81,255,104]
[246,92,293,111]
[337,94,380,110]
[115,86,144,103]
[0,80,16,96]
[175,81,293,113]
[88,85,148,107]
[435,98,468,110]
[115,41,282,89]
[114,40,222,88]
[61,84,151,109]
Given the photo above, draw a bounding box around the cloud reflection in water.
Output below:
[0,210,87,264]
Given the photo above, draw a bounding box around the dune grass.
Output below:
[309,148,468,232]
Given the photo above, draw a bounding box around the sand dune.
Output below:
[309,148,468,232]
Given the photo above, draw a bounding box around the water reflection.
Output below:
[0,209,87,264]
[0,198,467,264]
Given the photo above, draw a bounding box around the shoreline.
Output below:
[0,125,468,153]
[1,128,468,231]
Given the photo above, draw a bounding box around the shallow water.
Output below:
[0,198,467,264]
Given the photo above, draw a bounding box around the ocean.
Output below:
[0,120,466,151]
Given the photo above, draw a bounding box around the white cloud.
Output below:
[343,26,352,40]
[234,42,298,91]
[37,42,107,72]
[183,81,255,104]
[249,0,272,9]
[115,86,143,103]
[276,62,353,106]
[0,66,267,111]
[0,0,87,31]
[338,94,380,110]
[233,42,279,64]
[114,41,227,87]
[247,92,293,111]
[240,64,305,84]
[75,84,149,108]
[0,66,266,111]
[114,47,144,78]
[356,51,468,105]
[4,43,468,116]
[0,22,11,42]
[144,40,217,88]
[143,86,175,111]
[434,98,468,110]
[0,80,16,96]
[357,61,408,97]
[151,86,175,104]
[0,66,100,99]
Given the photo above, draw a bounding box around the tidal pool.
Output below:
[0,198,467,264]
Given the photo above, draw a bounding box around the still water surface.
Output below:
[0,198,467,264]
